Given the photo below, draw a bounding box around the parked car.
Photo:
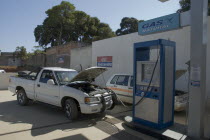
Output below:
[8,67,117,120]
[106,74,188,111]
[0,69,6,73]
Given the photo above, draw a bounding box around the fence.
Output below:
[24,53,45,67]
[23,42,91,68]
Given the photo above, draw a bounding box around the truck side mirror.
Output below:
[47,79,55,85]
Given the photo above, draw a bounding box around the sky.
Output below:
[0,0,180,52]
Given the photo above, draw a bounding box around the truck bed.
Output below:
[9,76,35,99]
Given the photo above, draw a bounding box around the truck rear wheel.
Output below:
[17,89,29,106]
[65,99,79,120]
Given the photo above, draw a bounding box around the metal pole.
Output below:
[188,0,208,138]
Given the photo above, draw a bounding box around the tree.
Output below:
[14,46,28,60]
[34,1,115,47]
[34,1,75,47]
[177,0,210,15]
[33,46,46,53]
[93,23,115,41]
[116,17,144,36]
[71,12,115,42]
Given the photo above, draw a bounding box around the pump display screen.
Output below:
[142,64,154,83]
[137,61,160,87]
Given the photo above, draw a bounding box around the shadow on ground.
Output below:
[53,134,89,140]
[0,100,109,136]
[0,99,132,138]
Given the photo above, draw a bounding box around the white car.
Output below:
[8,67,117,120]
[0,69,6,73]
[106,74,188,111]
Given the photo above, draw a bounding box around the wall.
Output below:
[46,42,90,68]
[205,18,210,139]
[70,46,92,72]
[0,73,17,90]
[24,53,45,67]
[0,52,21,66]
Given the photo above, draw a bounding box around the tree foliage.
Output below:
[14,46,28,60]
[177,0,210,15]
[116,17,143,36]
[34,1,115,47]
[33,46,46,54]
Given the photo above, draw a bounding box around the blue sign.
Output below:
[97,62,112,67]
[57,56,64,63]
[138,13,180,35]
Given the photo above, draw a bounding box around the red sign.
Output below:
[97,56,112,62]
[97,56,112,67]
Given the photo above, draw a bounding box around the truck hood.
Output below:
[176,70,187,80]
[70,67,107,82]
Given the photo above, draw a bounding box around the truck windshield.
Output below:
[55,71,78,85]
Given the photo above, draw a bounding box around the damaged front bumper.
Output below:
[80,99,113,114]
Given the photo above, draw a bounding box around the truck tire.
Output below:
[65,99,79,120]
[17,89,29,106]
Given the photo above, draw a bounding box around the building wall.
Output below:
[70,46,92,72]
[205,20,210,139]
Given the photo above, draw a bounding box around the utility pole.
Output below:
[188,0,208,138]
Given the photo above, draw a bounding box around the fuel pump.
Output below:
[133,39,175,129]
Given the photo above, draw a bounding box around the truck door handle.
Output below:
[37,84,40,87]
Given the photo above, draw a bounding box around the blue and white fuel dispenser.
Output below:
[133,39,176,129]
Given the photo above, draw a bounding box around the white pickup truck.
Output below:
[8,67,116,120]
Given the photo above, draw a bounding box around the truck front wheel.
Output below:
[17,89,29,106]
[65,99,79,120]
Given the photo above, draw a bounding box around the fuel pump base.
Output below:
[124,116,187,139]
[133,39,176,129]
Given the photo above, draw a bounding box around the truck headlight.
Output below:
[84,97,100,104]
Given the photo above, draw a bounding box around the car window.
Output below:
[116,75,129,86]
[130,76,133,87]
[110,75,119,84]
[55,71,78,85]
[39,70,56,84]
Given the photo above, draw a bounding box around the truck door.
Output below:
[35,70,60,106]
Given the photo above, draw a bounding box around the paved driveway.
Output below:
[0,90,156,140]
